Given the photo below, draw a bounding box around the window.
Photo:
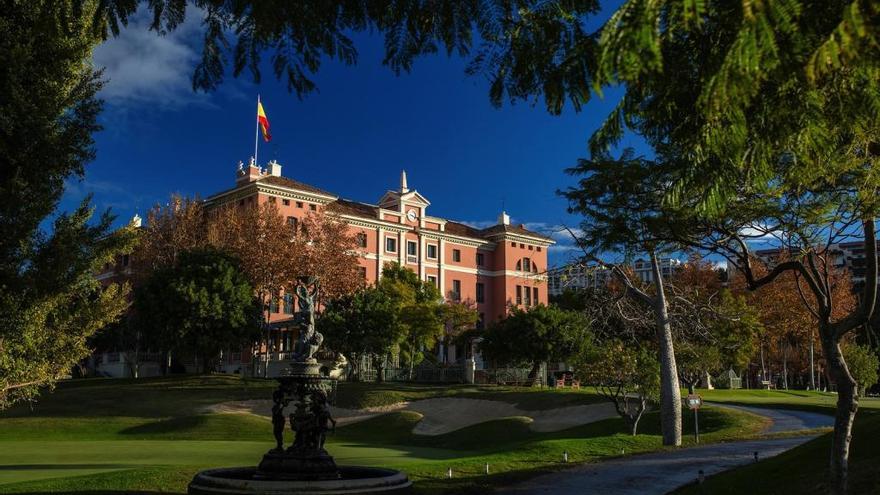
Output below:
[358,266,367,280]
[309,204,317,211]
[268,196,276,203]
[356,233,368,248]
[476,252,484,266]
[283,199,290,206]
[522,257,531,272]
[283,293,294,314]
[239,199,245,206]
[452,279,461,301]
[270,297,279,313]
[528,245,533,250]
[122,254,130,267]
[519,243,524,248]
[516,260,522,271]
[533,287,539,305]
[427,275,438,287]
[452,249,461,262]
[476,283,485,303]
[516,285,522,305]
[385,237,397,253]
[427,244,438,259]
[524,285,532,306]
[287,216,298,234]
[511,242,516,247]
[537,247,542,252]
[407,241,418,263]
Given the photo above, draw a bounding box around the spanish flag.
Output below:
[257,99,271,142]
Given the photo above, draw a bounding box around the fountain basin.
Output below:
[188,466,412,494]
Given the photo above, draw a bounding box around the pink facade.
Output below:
[206,163,554,329]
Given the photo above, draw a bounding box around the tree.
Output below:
[842,343,879,397]
[480,305,590,386]
[561,152,698,446]
[377,264,445,376]
[0,2,138,408]
[577,340,660,436]
[711,292,762,378]
[208,203,361,376]
[134,248,260,373]
[440,299,480,363]
[569,4,880,490]
[135,194,208,276]
[735,263,856,390]
[319,287,404,382]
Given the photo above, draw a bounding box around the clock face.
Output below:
[407,210,417,222]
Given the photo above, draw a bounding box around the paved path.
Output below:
[496,405,833,495]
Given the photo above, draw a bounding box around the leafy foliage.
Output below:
[480,304,590,385]
[0,1,136,408]
[319,286,404,382]
[577,340,660,435]
[133,249,261,372]
[842,343,879,396]
[377,264,445,371]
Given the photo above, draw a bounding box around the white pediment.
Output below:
[378,190,431,210]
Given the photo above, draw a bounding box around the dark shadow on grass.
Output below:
[118,415,208,436]
[5,492,184,495]
[0,464,134,470]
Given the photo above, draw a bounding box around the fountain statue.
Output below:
[188,277,411,494]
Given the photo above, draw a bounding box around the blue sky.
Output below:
[66,4,648,267]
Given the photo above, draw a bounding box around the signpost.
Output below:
[687,394,703,443]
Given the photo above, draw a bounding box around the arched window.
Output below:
[516,260,522,271]
[522,257,531,272]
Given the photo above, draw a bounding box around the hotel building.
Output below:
[92,159,554,377]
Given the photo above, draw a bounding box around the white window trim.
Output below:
[426,243,438,259]
[385,236,397,253]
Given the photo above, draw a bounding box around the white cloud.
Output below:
[92,6,209,108]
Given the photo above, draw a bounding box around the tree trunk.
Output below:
[783,343,789,390]
[821,329,858,495]
[527,361,542,387]
[809,338,816,390]
[650,251,681,446]
[374,355,386,383]
[760,344,766,382]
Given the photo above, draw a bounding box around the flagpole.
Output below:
[254,94,261,166]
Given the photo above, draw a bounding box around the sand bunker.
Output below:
[205,397,618,435]
[202,400,408,427]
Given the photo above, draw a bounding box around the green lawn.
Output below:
[671,389,880,495]
[0,376,799,494]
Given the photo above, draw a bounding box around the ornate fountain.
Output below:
[188,278,411,495]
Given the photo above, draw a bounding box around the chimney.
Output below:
[268,159,282,177]
[498,211,510,225]
[236,157,262,184]
[400,170,409,193]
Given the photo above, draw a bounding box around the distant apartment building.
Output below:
[548,257,683,296]
[756,240,874,288]
[93,159,554,377]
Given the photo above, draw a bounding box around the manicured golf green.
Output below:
[0,376,810,494]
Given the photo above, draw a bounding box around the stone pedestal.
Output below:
[256,449,339,481]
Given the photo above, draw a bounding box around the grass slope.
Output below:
[672,389,880,495]
[0,376,777,494]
